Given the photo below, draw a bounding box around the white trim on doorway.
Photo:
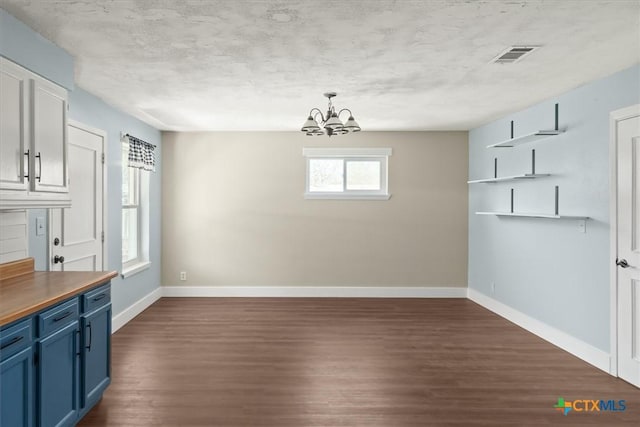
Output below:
[609,104,640,377]
[56,119,108,271]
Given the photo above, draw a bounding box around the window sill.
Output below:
[121,261,151,279]
[304,193,391,200]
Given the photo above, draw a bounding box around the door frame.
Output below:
[609,103,640,377]
[49,119,108,270]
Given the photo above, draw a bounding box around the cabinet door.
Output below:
[0,57,29,191]
[38,321,79,427]
[31,77,68,193]
[81,303,111,411]
[0,347,33,427]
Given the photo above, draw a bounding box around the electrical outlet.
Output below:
[180,271,187,281]
[491,282,496,295]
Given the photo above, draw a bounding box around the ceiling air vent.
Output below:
[492,46,539,64]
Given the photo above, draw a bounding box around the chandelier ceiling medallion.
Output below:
[301,92,361,137]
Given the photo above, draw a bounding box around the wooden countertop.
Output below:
[0,258,117,326]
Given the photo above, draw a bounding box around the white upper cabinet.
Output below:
[32,77,69,193]
[0,57,70,208]
[0,59,29,191]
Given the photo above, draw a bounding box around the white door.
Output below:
[615,106,640,388]
[50,121,105,271]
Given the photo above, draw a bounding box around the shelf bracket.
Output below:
[531,149,535,175]
[510,188,514,213]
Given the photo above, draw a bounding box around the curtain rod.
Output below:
[121,132,156,147]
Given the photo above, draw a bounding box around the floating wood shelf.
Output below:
[467,173,550,184]
[475,211,589,220]
[487,130,564,148]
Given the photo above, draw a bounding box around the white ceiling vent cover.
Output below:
[492,46,540,64]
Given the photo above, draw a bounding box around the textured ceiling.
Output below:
[1,0,639,131]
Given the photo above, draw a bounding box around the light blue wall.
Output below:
[1,9,162,317]
[0,9,74,90]
[468,64,640,352]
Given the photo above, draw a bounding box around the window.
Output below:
[303,148,391,200]
[122,141,150,277]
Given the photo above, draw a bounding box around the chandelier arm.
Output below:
[309,108,326,123]
[337,108,353,118]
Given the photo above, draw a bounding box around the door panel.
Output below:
[50,123,104,271]
[617,113,640,387]
[63,254,96,272]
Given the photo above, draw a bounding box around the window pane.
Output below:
[122,167,138,205]
[309,159,344,192]
[346,161,381,190]
[122,207,138,263]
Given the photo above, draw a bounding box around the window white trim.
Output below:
[303,147,391,200]
[121,261,151,278]
[304,193,391,200]
[122,140,150,277]
[303,147,392,158]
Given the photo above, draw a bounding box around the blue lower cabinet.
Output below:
[81,303,111,413]
[37,321,80,427]
[0,347,33,427]
[1,281,111,427]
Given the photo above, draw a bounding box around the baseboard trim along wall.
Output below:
[111,286,611,376]
[162,286,468,298]
[467,288,610,374]
[112,287,163,333]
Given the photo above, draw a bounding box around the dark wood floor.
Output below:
[79,298,640,426]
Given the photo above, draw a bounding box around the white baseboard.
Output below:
[110,285,611,376]
[112,287,163,333]
[162,286,468,298]
[468,288,610,373]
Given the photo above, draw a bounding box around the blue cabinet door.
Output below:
[37,321,79,427]
[0,347,33,427]
[80,303,111,413]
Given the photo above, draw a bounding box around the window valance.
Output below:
[125,134,156,171]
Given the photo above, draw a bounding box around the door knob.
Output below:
[616,258,629,268]
[53,255,65,264]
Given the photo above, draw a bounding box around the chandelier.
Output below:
[300,92,361,136]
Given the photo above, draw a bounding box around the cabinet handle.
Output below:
[35,151,41,182]
[92,294,106,302]
[0,335,24,350]
[24,150,30,180]
[53,311,72,322]
[86,322,92,351]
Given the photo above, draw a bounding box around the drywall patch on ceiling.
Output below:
[1,0,638,131]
